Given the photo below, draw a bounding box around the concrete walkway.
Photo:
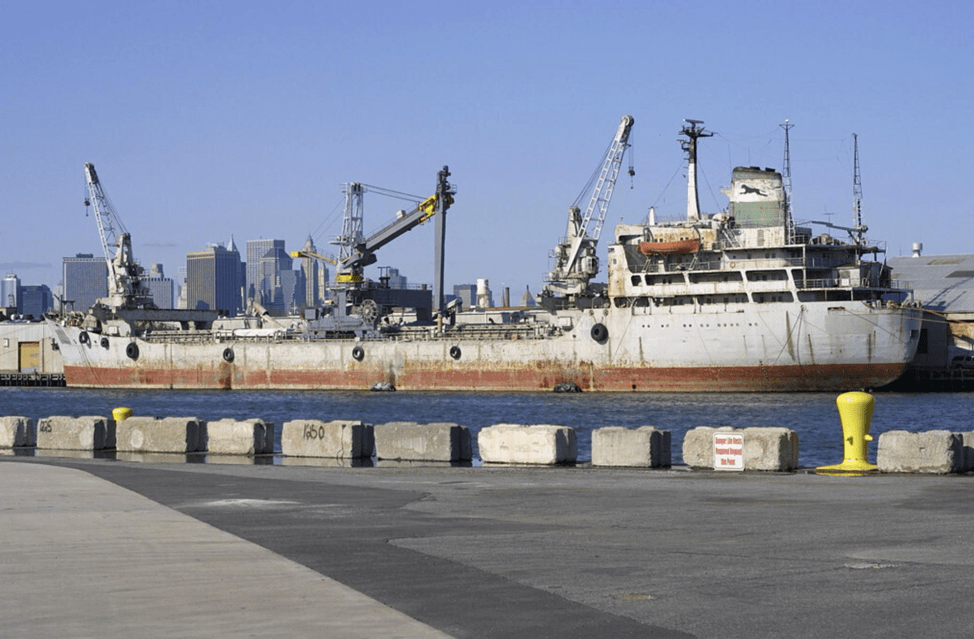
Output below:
[3,456,974,638]
[0,462,452,638]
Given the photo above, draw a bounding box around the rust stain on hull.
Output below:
[63,361,908,392]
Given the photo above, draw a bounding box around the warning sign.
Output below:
[714,432,744,471]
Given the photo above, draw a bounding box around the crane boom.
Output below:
[339,169,455,274]
[84,162,126,290]
[543,115,634,299]
[82,162,153,311]
[574,114,635,257]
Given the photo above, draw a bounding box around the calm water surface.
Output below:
[2,387,970,467]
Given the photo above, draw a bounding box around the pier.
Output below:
[1,457,972,639]
[0,372,65,387]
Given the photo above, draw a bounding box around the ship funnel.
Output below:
[912,242,923,258]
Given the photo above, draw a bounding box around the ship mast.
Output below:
[780,120,795,243]
[852,132,866,248]
[680,120,713,222]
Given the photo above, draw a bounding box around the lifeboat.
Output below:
[638,238,701,255]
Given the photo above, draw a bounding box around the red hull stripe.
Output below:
[63,362,907,392]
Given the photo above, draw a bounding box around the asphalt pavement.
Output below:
[2,454,973,638]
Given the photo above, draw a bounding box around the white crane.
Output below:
[83,163,154,311]
[542,115,634,301]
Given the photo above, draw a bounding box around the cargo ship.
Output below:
[50,118,923,391]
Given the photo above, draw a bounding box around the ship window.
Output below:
[631,275,642,286]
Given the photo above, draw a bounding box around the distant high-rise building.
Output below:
[62,254,108,312]
[228,236,247,311]
[143,263,175,309]
[176,266,187,310]
[257,246,294,315]
[18,284,53,318]
[382,267,408,289]
[280,266,303,315]
[318,263,330,301]
[186,243,244,315]
[2,273,20,311]
[298,235,321,310]
[452,284,477,310]
[246,239,285,306]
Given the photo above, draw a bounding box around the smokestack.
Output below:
[476,279,491,309]
[912,242,923,258]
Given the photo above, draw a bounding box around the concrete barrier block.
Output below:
[375,421,472,462]
[591,426,671,468]
[682,427,738,469]
[116,416,205,453]
[742,427,800,471]
[207,419,275,455]
[877,430,961,474]
[280,420,374,458]
[960,432,974,473]
[478,424,577,465]
[36,416,115,451]
[0,416,36,448]
[683,426,798,471]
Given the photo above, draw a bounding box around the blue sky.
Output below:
[3,0,972,299]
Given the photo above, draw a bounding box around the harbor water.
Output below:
[2,387,970,467]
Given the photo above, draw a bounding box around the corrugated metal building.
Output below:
[0,321,63,374]
[889,253,974,381]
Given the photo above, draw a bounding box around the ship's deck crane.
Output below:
[298,168,455,287]
[541,115,634,303]
[83,163,154,312]
[299,166,455,335]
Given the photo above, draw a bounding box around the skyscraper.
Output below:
[298,235,320,310]
[18,284,53,318]
[452,283,477,310]
[62,254,108,312]
[143,263,175,309]
[246,239,285,306]
[2,273,20,312]
[185,243,244,315]
[257,245,294,315]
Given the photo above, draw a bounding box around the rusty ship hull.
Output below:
[53,123,923,392]
[51,302,922,392]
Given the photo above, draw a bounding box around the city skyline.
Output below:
[3,1,971,303]
[2,235,512,318]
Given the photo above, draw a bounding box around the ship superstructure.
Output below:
[51,119,923,391]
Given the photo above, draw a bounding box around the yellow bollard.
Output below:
[112,407,133,422]
[816,392,877,473]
